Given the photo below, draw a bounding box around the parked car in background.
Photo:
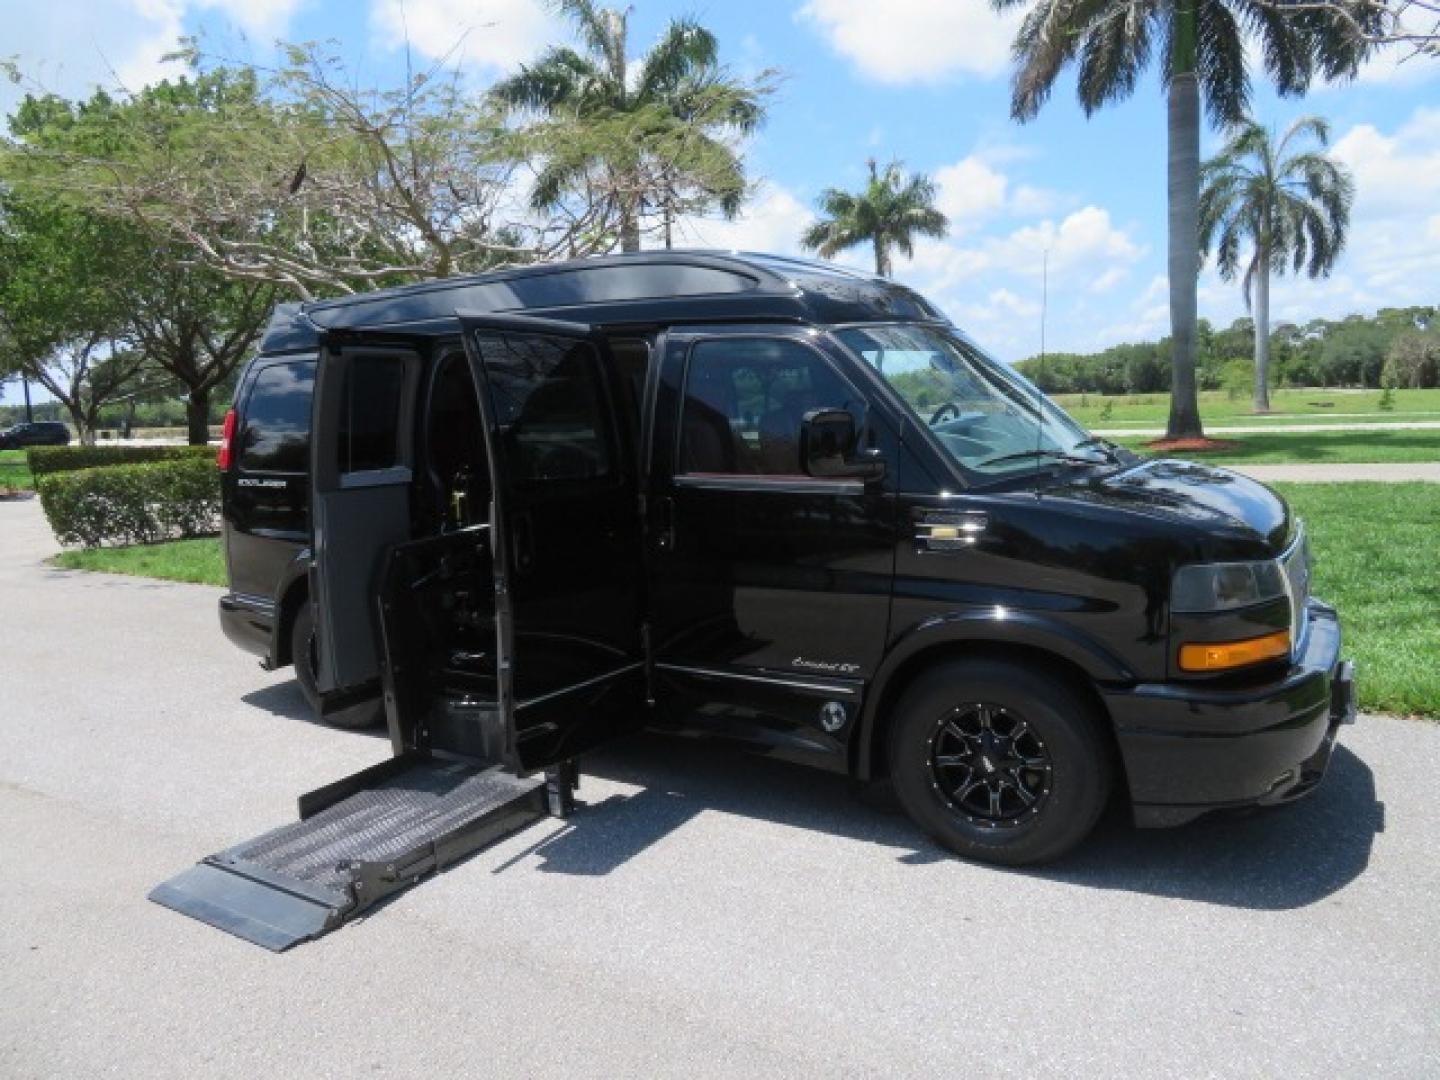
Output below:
[0,421,70,449]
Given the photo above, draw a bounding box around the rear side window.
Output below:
[337,355,406,474]
[473,332,614,484]
[239,362,314,473]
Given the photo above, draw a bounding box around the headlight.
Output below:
[1171,559,1288,613]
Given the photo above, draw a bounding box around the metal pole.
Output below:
[22,374,34,424]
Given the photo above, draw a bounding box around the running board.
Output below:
[149,753,547,951]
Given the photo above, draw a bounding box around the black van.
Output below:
[0,420,70,449]
[166,251,1354,949]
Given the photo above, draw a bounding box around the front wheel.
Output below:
[289,604,384,731]
[888,658,1112,866]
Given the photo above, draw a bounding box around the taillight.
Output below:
[217,408,237,471]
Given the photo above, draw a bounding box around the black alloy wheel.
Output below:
[928,703,1053,827]
[888,658,1112,866]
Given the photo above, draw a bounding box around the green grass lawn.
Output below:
[0,449,34,490]
[51,536,226,586]
[1114,428,1440,464]
[1058,386,1440,428]
[1274,482,1440,719]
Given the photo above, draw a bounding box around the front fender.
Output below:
[853,610,1134,779]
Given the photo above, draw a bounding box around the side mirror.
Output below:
[800,408,885,482]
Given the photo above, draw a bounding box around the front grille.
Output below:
[1282,521,1311,659]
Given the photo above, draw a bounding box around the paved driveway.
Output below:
[2,498,1437,1078]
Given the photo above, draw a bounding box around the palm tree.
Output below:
[492,0,766,252]
[991,0,1378,440]
[1201,116,1353,412]
[800,159,949,277]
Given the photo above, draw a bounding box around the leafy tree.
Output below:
[0,194,151,443]
[492,0,771,252]
[991,0,1379,440]
[800,159,949,277]
[1201,116,1353,411]
[1382,328,1440,388]
[2,50,532,298]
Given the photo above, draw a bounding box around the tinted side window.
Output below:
[474,332,613,483]
[680,338,862,476]
[238,362,314,473]
[338,355,405,473]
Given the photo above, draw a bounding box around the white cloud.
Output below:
[932,154,1062,231]
[369,0,558,74]
[0,0,304,109]
[796,0,1022,83]
[673,185,814,256]
[194,0,302,39]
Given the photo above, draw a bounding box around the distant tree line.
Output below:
[1017,306,1440,396]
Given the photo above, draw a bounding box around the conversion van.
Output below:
[156,252,1354,950]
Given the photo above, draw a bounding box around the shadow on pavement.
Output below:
[557,731,1382,911]
[241,680,388,739]
[244,684,1383,910]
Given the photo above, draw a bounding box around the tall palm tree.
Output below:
[991,0,1377,440]
[1201,116,1353,412]
[492,0,765,252]
[800,159,949,277]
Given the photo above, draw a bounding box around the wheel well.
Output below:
[274,578,309,668]
[862,642,1129,796]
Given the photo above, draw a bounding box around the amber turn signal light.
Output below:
[1178,629,1291,672]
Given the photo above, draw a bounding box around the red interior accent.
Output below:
[217,408,237,471]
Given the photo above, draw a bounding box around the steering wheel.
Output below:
[929,402,964,426]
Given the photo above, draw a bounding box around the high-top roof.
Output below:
[259,250,947,353]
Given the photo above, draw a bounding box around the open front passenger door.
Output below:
[458,313,647,773]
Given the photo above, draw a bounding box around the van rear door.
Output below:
[310,340,420,698]
[458,313,645,772]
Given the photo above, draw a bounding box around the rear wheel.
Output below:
[289,604,384,730]
[888,658,1111,866]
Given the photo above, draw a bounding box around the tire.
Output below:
[887,658,1112,866]
[288,604,384,731]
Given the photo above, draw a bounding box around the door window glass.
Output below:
[238,361,314,473]
[338,355,405,473]
[680,338,861,476]
[474,332,613,483]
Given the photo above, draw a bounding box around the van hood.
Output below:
[1043,458,1292,558]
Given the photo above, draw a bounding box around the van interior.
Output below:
[371,334,651,765]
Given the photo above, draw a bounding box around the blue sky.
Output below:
[3,0,1439,411]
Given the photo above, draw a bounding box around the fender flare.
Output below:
[268,546,314,667]
[853,611,1136,780]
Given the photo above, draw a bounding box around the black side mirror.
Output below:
[800,408,885,482]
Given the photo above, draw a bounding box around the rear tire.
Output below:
[888,658,1111,866]
[289,605,384,731]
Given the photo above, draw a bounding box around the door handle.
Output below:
[915,510,988,552]
[656,496,676,552]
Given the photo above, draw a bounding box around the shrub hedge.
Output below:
[36,458,221,548]
[27,444,214,478]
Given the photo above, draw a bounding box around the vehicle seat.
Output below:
[758,389,814,475]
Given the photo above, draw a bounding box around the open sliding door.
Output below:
[458,312,646,772]
[310,341,421,700]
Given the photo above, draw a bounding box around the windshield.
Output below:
[835,324,1107,477]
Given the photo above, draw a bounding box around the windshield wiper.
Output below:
[977,448,1109,469]
[1070,436,1121,463]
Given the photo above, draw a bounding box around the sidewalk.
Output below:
[1226,463,1440,483]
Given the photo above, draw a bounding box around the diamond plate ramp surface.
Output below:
[149,755,545,950]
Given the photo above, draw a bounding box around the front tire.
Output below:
[289,605,384,731]
[888,658,1112,866]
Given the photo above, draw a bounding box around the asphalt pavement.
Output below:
[2,496,1437,1078]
